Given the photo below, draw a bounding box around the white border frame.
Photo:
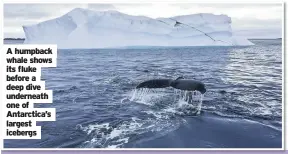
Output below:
[0,0,285,151]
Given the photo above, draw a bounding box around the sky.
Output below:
[4,3,283,38]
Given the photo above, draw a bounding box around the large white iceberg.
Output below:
[23,8,254,49]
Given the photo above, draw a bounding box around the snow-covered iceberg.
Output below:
[23,8,254,48]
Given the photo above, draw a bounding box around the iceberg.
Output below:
[23,8,254,49]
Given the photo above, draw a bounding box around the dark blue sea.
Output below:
[4,39,282,148]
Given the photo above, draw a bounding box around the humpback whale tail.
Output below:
[136,79,173,89]
[175,76,184,80]
[136,77,206,94]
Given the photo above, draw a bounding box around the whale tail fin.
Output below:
[175,76,184,80]
[136,79,173,89]
[136,78,206,94]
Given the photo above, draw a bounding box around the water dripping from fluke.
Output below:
[130,88,204,115]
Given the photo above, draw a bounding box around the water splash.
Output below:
[130,88,168,105]
[79,88,204,148]
[78,116,182,148]
[172,89,204,115]
[131,88,204,115]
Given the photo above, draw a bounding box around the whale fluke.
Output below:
[136,78,206,94]
[136,79,173,89]
[175,76,184,80]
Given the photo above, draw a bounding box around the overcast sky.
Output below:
[4,3,282,38]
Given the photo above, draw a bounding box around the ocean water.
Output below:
[4,39,282,148]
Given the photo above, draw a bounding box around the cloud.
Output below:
[173,3,282,9]
[232,18,281,29]
[87,4,116,11]
[4,4,52,19]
